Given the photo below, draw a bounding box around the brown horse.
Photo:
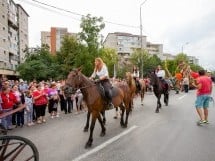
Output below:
[138,78,146,105]
[64,68,132,148]
[125,72,136,107]
[125,72,146,106]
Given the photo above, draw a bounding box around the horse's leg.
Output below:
[83,111,90,132]
[113,107,118,119]
[140,90,144,106]
[120,104,125,127]
[164,93,169,106]
[101,111,106,125]
[124,104,131,128]
[158,95,162,108]
[97,113,106,137]
[131,99,134,109]
[85,111,98,149]
[155,95,161,113]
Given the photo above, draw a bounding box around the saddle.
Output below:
[96,83,118,100]
[159,79,168,91]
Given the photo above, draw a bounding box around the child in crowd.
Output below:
[24,90,34,126]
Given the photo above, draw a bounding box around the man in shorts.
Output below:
[192,70,212,125]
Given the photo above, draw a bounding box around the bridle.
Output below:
[66,73,97,92]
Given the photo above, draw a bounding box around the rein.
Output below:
[73,75,97,91]
[79,83,96,90]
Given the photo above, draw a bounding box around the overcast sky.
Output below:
[14,0,215,70]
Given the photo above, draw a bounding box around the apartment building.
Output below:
[41,27,77,54]
[103,32,200,66]
[0,0,28,77]
[188,56,199,65]
[103,32,147,57]
[103,32,164,56]
[146,42,163,55]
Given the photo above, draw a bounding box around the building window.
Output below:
[4,51,6,54]
[3,27,5,30]
[3,38,6,42]
[2,15,5,18]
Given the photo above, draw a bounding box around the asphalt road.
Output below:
[8,88,215,161]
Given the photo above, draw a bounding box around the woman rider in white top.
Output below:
[90,57,114,110]
[132,66,141,91]
[155,65,165,79]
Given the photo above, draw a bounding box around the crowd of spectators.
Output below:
[0,78,86,130]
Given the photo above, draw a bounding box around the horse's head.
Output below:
[64,67,82,96]
[147,71,157,86]
[125,72,132,81]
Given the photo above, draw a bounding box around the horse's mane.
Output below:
[72,71,101,106]
[126,72,135,86]
[150,72,160,86]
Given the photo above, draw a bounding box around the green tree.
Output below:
[147,54,162,72]
[56,35,84,77]
[17,45,56,81]
[130,49,149,77]
[79,14,105,57]
[130,49,162,77]
[175,53,189,65]
[99,48,118,77]
[190,63,204,72]
[164,59,178,77]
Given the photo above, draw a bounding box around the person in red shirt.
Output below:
[192,70,213,125]
[32,84,48,124]
[1,86,18,130]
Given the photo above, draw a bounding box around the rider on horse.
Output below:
[90,57,114,110]
[155,65,169,90]
[132,66,141,92]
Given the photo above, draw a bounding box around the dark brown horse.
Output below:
[64,68,132,148]
[148,71,170,113]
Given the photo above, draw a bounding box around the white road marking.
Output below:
[178,94,187,100]
[72,125,138,161]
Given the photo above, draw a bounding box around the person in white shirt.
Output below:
[155,65,169,90]
[132,66,141,92]
[132,66,140,78]
[90,57,114,110]
[155,65,166,79]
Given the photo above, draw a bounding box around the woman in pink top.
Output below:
[48,83,59,118]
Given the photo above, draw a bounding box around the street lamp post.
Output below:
[181,42,189,53]
[139,0,148,78]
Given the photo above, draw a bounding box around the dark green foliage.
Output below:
[17,46,57,81]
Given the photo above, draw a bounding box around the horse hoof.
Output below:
[100,132,106,137]
[155,110,159,113]
[85,142,92,149]
[83,128,88,132]
[113,116,118,119]
[122,124,127,128]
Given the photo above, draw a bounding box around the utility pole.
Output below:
[140,0,148,78]
[181,42,189,53]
